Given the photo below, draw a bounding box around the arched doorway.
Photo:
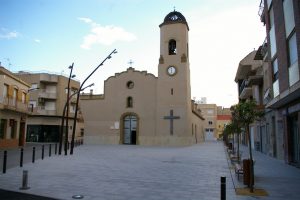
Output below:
[121,114,138,145]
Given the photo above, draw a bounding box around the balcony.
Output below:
[239,80,252,100]
[0,96,29,113]
[38,89,57,99]
[248,75,263,86]
[39,74,58,83]
[258,0,265,24]
[36,106,56,116]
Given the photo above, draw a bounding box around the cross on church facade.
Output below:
[128,59,134,67]
[164,109,180,135]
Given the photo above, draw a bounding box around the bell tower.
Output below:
[156,10,192,145]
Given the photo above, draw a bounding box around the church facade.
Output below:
[80,11,204,146]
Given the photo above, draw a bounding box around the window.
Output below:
[80,128,84,137]
[208,121,213,125]
[269,6,277,58]
[288,33,298,66]
[127,97,133,108]
[169,39,177,55]
[207,109,214,114]
[70,104,76,113]
[3,84,8,98]
[0,119,7,139]
[283,0,295,37]
[171,88,173,95]
[187,43,189,58]
[288,33,299,86]
[272,59,279,81]
[13,88,17,106]
[272,59,280,97]
[267,0,272,9]
[30,83,37,89]
[126,81,134,89]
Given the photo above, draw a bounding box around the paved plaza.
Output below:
[0,141,300,200]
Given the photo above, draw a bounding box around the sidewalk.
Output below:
[228,143,300,200]
[0,142,236,200]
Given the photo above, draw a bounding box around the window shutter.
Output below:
[17,90,22,101]
[8,85,13,97]
[26,93,29,103]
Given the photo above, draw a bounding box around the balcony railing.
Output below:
[258,0,265,24]
[36,106,56,115]
[239,80,252,100]
[38,89,57,99]
[0,96,29,113]
[39,74,58,83]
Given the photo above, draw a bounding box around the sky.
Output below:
[0,0,266,108]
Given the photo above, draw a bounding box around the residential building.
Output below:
[0,66,30,148]
[233,0,300,167]
[197,104,217,141]
[197,103,231,140]
[259,0,300,166]
[234,50,267,150]
[15,71,83,143]
[216,107,232,139]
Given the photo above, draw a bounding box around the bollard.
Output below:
[55,143,57,155]
[42,145,44,160]
[32,147,35,163]
[19,170,30,190]
[221,176,226,200]
[49,144,52,157]
[3,151,7,174]
[20,148,24,167]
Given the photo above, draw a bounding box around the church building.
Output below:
[80,10,204,146]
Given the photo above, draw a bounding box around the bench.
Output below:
[234,163,244,180]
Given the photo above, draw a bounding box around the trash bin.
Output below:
[243,159,250,186]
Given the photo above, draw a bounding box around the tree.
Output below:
[230,105,242,163]
[235,99,264,192]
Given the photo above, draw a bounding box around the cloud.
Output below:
[78,17,137,49]
[0,28,20,39]
[34,39,41,43]
[78,17,93,24]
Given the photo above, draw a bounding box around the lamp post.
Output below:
[63,63,74,155]
[58,83,94,155]
[70,49,117,155]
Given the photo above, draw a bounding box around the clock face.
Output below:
[167,66,177,76]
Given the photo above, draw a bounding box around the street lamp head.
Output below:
[71,75,76,78]
[113,50,118,54]
[69,65,73,69]
[107,56,112,59]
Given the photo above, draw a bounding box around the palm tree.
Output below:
[235,99,264,192]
